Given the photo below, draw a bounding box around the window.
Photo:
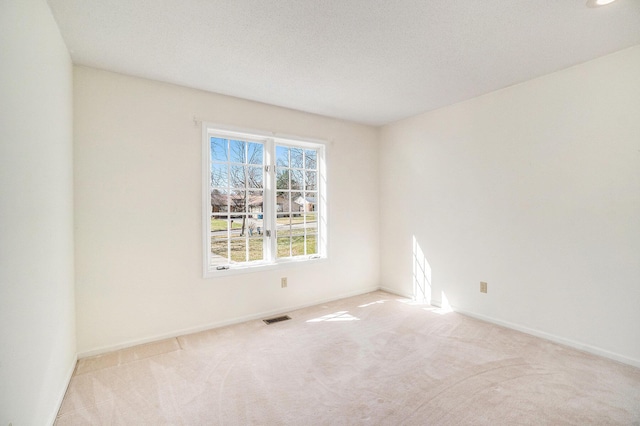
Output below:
[203,124,326,276]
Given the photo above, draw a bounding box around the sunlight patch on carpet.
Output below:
[358,300,387,308]
[307,311,360,322]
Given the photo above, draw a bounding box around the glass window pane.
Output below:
[305,171,317,191]
[211,215,230,234]
[211,164,228,188]
[275,193,285,212]
[277,237,291,258]
[303,213,317,230]
[230,165,245,188]
[303,192,317,212]
[211,238,229,266]
[280,194,290,214]
[276,169,290,190]
[291,170,303,190]
[230,140,246,163]
[276,213,291,236]
[248,191,263,216]
[240,215,260,236]
[291,192,303,213]
[230,238,247,262]
[211,137,227,162]
[210,190,230,213]
[305,149,317,170]
[249,237,263,261]
[291,226,305,236]
[247,142,263,165]
[247,166,263,189]
[291,235,305,256]
[230,191,246,213]
[276,146,289,167]
[277,192,291,213]
[229,217,242,238]
[276,227,291,238]
[306,234,317,255]
[290,148,304,168]
[245,214,263,237]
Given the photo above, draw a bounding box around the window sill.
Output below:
[203,256,327,279]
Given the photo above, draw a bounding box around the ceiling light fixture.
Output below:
[586,0,617,7]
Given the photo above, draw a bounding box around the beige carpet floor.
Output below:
[56,291,640,425]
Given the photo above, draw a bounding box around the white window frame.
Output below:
[202,123,327,277]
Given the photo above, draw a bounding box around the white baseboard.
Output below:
[48,353,77,425]
[78,286,380,358]
[77,285,640,370]
[447,305,640,369]
[378,286,414,299]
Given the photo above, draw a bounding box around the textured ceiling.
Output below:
[47,0,640,126]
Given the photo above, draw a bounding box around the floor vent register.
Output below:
[263,315,291,325]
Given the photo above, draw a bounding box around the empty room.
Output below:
[1,0,639,424]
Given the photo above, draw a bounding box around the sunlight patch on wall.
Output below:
[440,292,451,310]
[413,236,432,304]
[438,291,453,313]
[423,292,452,315]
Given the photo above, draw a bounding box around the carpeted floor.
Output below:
[56,291,640,425]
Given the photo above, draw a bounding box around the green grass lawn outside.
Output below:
[213,216,316,230]
[211,234,317,263]
[211,218,243,231]
[277,214,317,225]
[278,235,317,257]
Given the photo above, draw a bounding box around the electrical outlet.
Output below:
[281,277,287,288]
[480,281,488,293]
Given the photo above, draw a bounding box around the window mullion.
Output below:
[226,139,231,263]
[264,139,277,263]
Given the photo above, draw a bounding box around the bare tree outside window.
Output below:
[209,137,264,264]
[275,144,318,258]
[205,128,325,274]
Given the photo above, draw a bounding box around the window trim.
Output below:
[202,122,328,278]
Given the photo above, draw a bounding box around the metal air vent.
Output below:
[263,315,291,325]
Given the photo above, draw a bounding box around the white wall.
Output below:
[73,66,380,355]
[379,46,640,366]
[0,0,76,424]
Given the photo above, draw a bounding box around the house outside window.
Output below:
[203,124,326,276]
